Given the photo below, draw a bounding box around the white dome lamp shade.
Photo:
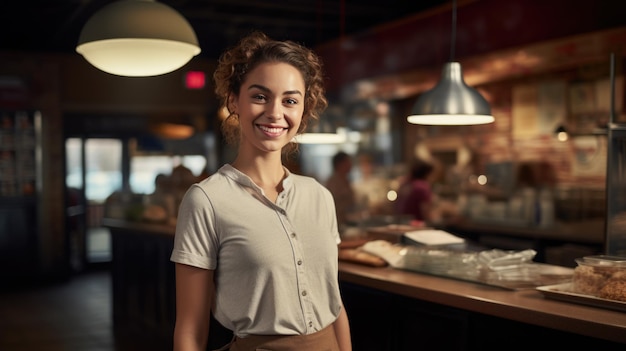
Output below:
[407,62,494,125]
[76,0,201,77]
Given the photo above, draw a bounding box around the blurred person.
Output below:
[170,163,197,214]
[142,173,176,224]
[395,159,436,223]
[325,151,357,227]
[170,32,351,351]
[396,159,460,225]
[352,153,391,216]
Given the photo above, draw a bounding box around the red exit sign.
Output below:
[185,71,206,90]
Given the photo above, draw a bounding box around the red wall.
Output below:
[315,0,626,92]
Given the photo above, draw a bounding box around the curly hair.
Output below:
[213,31,328,154]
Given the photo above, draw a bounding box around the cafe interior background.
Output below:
[1,0,626,285]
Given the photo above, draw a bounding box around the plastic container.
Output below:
[580,255,626,266]
[571,255,626,301]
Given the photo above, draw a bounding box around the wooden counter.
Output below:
[339,262,626,348]
[104,219,625,350]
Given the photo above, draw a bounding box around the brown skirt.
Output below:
[215,324,339,351]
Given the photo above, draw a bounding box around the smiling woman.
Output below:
[170,31,352,351]
[231,62,305,156]
[213,32,327,155]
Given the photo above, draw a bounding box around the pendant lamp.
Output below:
[554,125,569,141]
[76,0,201,77]
[293,105,347,144]
[293,124,346,144]
[407,0,494,125]
[293,132,346,144]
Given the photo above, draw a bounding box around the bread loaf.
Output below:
[339,248,387,267]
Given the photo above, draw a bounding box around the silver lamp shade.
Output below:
[407,62,494,125]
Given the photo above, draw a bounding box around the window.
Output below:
[130,155,207,194]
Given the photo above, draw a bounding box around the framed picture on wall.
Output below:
[569,76,625,130]
[571,135,607,178]
[512,81,567,137]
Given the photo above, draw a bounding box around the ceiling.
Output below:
[0,0,449,60]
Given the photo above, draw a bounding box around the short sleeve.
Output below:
[170,184,219,270]
[320,183,341,245]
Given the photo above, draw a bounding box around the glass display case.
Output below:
[605,124,626,256]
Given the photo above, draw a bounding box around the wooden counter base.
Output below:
[339,261,626,349]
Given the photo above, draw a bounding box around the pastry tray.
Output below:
[536,283,626,313]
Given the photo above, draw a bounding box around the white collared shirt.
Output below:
[171,164,342,337]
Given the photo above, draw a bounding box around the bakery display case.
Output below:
[605,124,626,256]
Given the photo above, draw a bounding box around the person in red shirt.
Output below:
[395,159,435,222]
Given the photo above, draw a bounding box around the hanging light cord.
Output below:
[449,0,457,62]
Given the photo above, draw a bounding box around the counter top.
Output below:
[339,261,626,344]
[102,217,175,236]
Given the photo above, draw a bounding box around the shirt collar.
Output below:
[220,164,293,196]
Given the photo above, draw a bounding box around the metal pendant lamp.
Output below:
[76,0,201,77]
[407,0,493,125]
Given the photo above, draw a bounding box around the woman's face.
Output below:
[230,61,305,155]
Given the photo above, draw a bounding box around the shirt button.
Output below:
[301,290,307,297]
[297,260,302,265]
[309,321,313,328]
[291,233,296,238]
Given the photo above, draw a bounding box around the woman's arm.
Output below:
[173,263,214,351]
[333,301,352,351]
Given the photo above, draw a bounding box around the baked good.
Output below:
[572,256,626,302]
[572,264,606,295]
[338,248,387,267]
[598,279,626,302]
